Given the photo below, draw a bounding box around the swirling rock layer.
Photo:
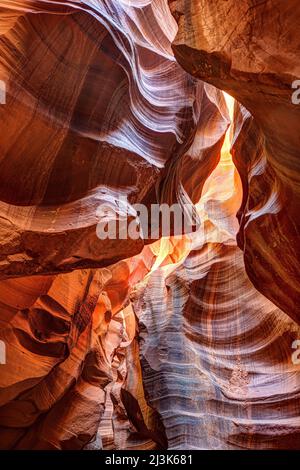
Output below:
[133,143,300,449]
[0,0,299,451]
[169,0,300,321]
[0,0,227,278]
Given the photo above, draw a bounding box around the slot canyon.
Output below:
[0,0,299,450]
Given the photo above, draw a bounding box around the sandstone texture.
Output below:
[169,0,300,320]
[0,0,299,450]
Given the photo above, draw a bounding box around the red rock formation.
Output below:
[0,0,227,278]
[132,128,300,449]
[0,0,299,451]
[169,0,300,321]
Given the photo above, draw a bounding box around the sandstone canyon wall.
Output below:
[169,0,300,321]
[0,0,299,450]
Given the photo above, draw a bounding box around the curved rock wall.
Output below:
[132,136,300,449]
[0,0,227,278]
[0,0,299,450]
[169,0,300,320]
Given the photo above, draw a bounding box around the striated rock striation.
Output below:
[0,0,227,278]
[0,0,299,451]
[132,130,300,449]
[169,0,300,320]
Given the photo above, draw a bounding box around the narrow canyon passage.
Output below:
[127,95,300,449]
[0,0,299,451]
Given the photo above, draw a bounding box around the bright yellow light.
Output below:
[224,92,235,121]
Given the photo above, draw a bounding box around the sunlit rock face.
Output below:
[0,0,300,451]
[169,0,300,321]
[132,122,300,449]
[0,0,227,278]
[0,240,187,449]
